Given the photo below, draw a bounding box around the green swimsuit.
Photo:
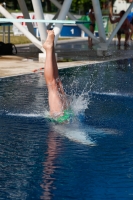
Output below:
[49,109,73,123]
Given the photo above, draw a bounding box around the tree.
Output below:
[5,0,117,14]
[12,0,19,10]
[71,0,110,15]
[46,0,52,12]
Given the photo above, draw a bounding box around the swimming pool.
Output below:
[0,58,133,199]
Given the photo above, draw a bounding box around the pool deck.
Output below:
[0,37,133,78]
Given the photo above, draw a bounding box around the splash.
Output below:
[53,123,96,146]
[91,91,133,98]
[68,79,93,116]
[6,112,43,118]
[70,92,89,116]
[49,80,96,145]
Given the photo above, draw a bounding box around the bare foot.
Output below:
[124,43,129,47]
[43,30,55,50]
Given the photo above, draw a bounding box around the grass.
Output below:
[0,22,32,44]
[0,34,31,44]
[0,34,72,45]
[0,24,71,44]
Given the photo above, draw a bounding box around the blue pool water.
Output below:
[0,59,133,199]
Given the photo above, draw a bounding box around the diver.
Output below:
[43,30,72,123]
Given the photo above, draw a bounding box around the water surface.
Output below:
[0,59,133,199]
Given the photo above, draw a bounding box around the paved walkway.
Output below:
[0,38,133,78]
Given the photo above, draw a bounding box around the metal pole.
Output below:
[17,0,35,36]
[2,2,6,43]
[8,25,10,43]
[54,0,72,45]
[47,10,60,30]
[50,0,99,43]
[0,5,44,52]
[31,0,47,43]
[3,25,5,43]
[92,0,106,42]
[107,3,133,45]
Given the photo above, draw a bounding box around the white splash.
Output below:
[53,123,95,146]
[70,92,89,116]
[52,121,118,146]
[92,91,133,98]
[7,112,42,118]
[69,79,93,116]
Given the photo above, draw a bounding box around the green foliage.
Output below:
[3,0,116,14]
[71,0,91,14]
[71,0,111,14]
[4,0,30,11]
[5,0,54,12]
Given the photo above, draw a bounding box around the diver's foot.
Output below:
[43,30,54,50]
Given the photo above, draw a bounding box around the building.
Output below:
[113,0,133,14]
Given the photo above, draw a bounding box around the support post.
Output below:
[3,25,5,42]
[50,0,99,43]
[54,0,72,45]
[31,0,47,43]
[8,25,10,43]
[47,10,60,30]
[18,0,35,36]
[92,0,106,43]
[17,0,35,36]
[0,5,44,53]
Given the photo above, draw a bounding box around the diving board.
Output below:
[0,18,90,24]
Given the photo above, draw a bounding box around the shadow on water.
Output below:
[0,58,133,199]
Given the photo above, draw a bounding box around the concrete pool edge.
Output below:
[1,55,133,78]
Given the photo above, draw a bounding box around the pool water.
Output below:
[0,59,133,199]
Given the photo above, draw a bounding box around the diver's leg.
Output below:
[43,31,55,85]
[50,43,66,97]
[43,30,64,93]
[43,30,64,116]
